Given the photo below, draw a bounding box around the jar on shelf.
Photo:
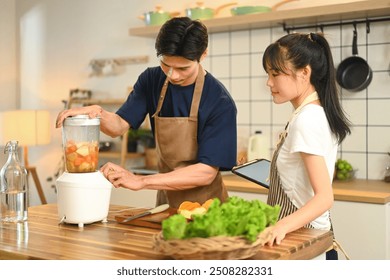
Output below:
[385,152,390,183]
[385,166,390,183]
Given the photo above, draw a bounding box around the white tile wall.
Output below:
[250,29,270,52]
[210,32,230,55]
[369,127,390,153]
[231,54,250,77]
[231,78,250,100]
[342,99,366,125]
[250,101,271,124]
[210,55,230,78]
[236,101,250,125]
[250,53,263,77]
[207,19,390,180]
[368,100,390,126]
[342,126,366,151]
[368,72,390,98]
[231,30,250,53]
[250,76,269,101]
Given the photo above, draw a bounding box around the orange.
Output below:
[73,157,84,167]
[178,201,201,211]
[202,199,214,210]
[66,144,77,154]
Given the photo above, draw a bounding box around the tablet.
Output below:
[232,158,271,189]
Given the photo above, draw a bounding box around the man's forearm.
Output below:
[100,109,130,138]
[142,163,218,191]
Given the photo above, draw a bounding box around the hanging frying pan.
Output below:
[336,27,373,92]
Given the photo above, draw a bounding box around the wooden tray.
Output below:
[115,207,177,229]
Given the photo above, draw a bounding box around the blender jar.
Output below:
[63,115,100,173]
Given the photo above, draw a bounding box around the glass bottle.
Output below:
[0,140,28,222]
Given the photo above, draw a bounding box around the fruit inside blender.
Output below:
[62,115,100,173]
[65,140,99,173]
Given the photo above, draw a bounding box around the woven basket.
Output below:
[153,226,274,260]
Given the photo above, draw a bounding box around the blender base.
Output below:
[58,215,109,228]
[56,171,113,227]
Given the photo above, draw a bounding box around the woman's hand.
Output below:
[100,162,144,191]
[266,222,287,246]
[56,105,103,128]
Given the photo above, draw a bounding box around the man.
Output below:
[56,17,237,208]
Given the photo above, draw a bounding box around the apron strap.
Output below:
[152,64,205,119]
[152,79,169,118]
[189,65,204,118]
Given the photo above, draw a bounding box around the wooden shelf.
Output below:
[100,151,144,159]
[68,98,126,107]
[129,0,390,38]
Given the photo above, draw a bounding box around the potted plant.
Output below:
[128,128,157,169]
[127,128,155,152]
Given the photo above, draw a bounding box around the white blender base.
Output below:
[56,171,112,227]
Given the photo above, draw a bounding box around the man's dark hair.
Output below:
[155,17,208,62]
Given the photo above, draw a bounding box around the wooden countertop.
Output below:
[223,174,390,204]
[0,204,332,260]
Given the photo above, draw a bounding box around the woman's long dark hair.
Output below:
[262,32,351,144]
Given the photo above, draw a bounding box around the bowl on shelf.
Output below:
[334,169,357,181]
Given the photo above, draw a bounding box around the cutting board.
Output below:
[115,207,177,229]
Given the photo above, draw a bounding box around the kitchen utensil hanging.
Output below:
[336,24,373,92]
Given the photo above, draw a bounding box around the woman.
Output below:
[262,32,351,260]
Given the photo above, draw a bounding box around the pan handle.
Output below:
[352,25,358,56]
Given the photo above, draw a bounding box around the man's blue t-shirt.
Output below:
[116,66,237,171]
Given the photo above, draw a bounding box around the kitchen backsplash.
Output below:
[202,20,390,180]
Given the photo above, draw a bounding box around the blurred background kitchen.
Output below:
[0,0,389,207]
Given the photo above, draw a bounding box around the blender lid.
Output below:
[64,114,100,126]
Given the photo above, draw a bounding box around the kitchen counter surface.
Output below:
[223,174,390,204]
[0,204,332,260]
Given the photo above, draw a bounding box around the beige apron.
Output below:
[267,92,319,228]
[152,65,228,208]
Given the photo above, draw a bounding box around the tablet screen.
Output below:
[232,159,271,189]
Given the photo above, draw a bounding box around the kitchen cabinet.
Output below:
[129,0,390,38]
[331,200,390,260]
[67,97,144,167]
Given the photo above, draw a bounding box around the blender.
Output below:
[56,115,112,227]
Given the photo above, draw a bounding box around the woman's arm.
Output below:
[268,152,334,245]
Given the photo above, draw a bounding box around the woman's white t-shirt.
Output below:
[277,104,338,230]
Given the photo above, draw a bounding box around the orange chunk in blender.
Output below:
[65,140,99,173]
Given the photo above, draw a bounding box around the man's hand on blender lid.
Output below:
[55,106,102,128]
